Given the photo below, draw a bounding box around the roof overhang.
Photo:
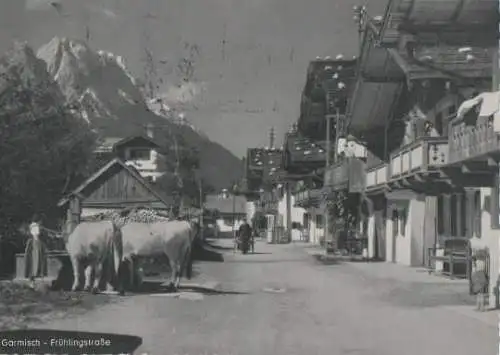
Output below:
[113,135,160,149]
[358,22,405,81]
[58,158,171,208]
[347,80,403,133]
[379,0,497,45]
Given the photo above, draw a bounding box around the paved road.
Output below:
[40,240,497,355]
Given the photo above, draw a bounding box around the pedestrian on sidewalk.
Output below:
[471,249,489,312]
[24,215,48,289]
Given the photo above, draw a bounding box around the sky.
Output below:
[0,0,388,158]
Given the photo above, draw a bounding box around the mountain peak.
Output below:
[35,37,242,189]
[0,41,64,109]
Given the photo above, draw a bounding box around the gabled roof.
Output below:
[94,137,123,153]
[57,157,172,207]
[94,135,160,154]
[114,135,160,148]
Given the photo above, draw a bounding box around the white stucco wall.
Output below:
[246,201,256,223]
[470,187,499,309]
[385,196,426,266]
[307,207,325,245]
[368,214,375,258]
[277,193,302,227]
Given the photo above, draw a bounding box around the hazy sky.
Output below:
[1,0,388,157]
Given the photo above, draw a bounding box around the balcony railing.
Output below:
[389,136,448,178]
[366,163,388,190]
[448,117,500,164]
[324,157,366,193]
[293,188,321,207]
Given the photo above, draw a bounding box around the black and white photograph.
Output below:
[0,0,498,354]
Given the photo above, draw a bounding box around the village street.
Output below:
[39,240,497,355]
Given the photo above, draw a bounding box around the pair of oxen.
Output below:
[65,219,199,295]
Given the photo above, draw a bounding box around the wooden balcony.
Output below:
[324,157,366,193]
[390,137,448,177]
[260,192,279,213]
[284,134,326,173]
[442,117,500,187]
[448,118,500,165]
[387,136,450,193]
[293,189,321,208]
[365,163,389,192]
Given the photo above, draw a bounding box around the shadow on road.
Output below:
[203,240,234,251]
[311,255,341,266]
[128,281,249,296]
[381,281,477,308]
[227,258,305,264]
[192,242,225,262]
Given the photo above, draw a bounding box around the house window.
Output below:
[303,213,310,229]
[450,194,457,236]
[435,112,443,135]
[316,214,324,228]
[291,222,301,230]
[129,149,151,160]
[460,193,467,237]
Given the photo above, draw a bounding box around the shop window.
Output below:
[400,209,407,236]
[392,209,399,237]
[437,196,444,235]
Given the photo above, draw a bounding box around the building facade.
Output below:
[332,0,498,307]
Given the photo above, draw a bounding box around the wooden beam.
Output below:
[360,72,402,83]
[448,173,495,187]
[461,163,474,174]
[414,173,426,183]
[401,178,412,187]
[487,156,499,167]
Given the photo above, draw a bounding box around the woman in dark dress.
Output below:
[24,217,48,289]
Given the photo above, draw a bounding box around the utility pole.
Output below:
[324,112,332,251]
[232,185,238,252]
[492,13,500,309]
[198,172,204,239]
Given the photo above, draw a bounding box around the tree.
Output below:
[0,49,97,231]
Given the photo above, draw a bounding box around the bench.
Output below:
[427,238,472,280]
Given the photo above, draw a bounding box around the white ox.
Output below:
[121,220,198,290]
[66,221,123,294]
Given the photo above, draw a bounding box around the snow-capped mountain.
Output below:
[35,37,242,189]
[147,97,208,139]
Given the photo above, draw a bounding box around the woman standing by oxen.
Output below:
[24,215,48,289]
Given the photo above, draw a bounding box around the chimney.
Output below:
[146,123,154,139]
[269,127,275,149]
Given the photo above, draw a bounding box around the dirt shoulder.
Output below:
[0,280,119,330]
